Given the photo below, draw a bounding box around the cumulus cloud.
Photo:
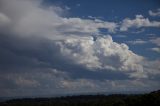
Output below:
[0,0,160,97]
[120,15,160,31]
[56,35,146,78]
[149,8,160,17]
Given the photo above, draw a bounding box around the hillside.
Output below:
[0,90,160,106]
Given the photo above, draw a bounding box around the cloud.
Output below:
[59,18,117,35]
[1,68,159,97]
[1,69,159,97]
[0,12,10,26]
[150,47,160,53]
[150,37,160,46]
[127,37,160,47]
[149,8,160,17]
[76,4,81,7]
[0,0,117,41]
[0,68,70,97]
[56,35,147,78]
[120,15,160,31]
[115,35,127,38]
[143,60,160,76]
[127,39,147,45]
[0,0,160,97]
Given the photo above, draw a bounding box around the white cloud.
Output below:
[0,0,160,97]
[0,12,10,26]
[120,15,160,31]
[143,60,160,75]
[1,69,68,89]
[64,6,71,10]
[56,35,146,78]
[149,8,160,17]
[0,0,117,41]
[2,70,159,97]
[150,47,160,53]
[127,39,147,45]
[115,35,127,38]
[88,16,103,20]
[60,18,117,33]
[150,37,160,46]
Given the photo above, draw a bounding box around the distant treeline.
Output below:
[0,90,160,106]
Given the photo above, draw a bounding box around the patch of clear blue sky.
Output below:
[45,0,160,20]
[44,0,160,60]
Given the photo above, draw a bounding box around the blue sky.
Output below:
[0,0,160,97]
[46,0,160,20]
[44,0,160,60]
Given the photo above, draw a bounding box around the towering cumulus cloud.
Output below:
[56,35,145,78]
[0,0,160,97]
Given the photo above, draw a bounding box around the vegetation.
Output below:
[0,90,160,106]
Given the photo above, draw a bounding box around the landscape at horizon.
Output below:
[0,0,160,103]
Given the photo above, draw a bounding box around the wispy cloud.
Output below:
[150,37,160,46]
[149,8,160,17]
[150,47,160,53]
[126,39,147,45]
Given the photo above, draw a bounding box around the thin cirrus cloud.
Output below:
[0,0,160,97]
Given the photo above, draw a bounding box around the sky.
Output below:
[0,0,160,97]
